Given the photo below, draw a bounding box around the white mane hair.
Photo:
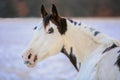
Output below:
[67,18,120,47]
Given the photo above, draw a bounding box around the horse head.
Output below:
[22,4,67,67]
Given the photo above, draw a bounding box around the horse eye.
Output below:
[48,27,54,34]
[34,26,37,30]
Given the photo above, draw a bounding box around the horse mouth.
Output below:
[24,61,36,68]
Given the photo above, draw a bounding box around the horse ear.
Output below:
[52,4,59,17]
[41,4,48,18]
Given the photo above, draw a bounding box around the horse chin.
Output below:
[26,64,35,68]
[25,62,37,68]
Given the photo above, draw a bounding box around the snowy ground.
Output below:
[0,18,120,80]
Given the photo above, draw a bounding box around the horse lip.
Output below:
[24,61,36,68]
[24,61,32,65]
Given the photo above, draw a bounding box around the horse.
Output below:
[22,4,120,80]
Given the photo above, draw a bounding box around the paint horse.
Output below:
[22,4,120,80]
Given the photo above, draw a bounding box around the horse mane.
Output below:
[67,18,100,41]
[67,18,120,46]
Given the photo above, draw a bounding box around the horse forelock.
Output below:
[43,14,60,28]
[43,14,52,29]
[43,14,67,35]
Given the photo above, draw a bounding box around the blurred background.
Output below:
[0,0,120,17]
[0,0,120,80]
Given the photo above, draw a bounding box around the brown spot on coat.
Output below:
[117,50,120,53]
[115,54,120,71]
[61,47,80,71]
[103,43,118,54]
[94,31,100,36]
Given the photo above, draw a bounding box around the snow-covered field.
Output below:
[0,18,120,80]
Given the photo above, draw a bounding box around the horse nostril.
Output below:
[34,55,37,62]
[28,53,32,59]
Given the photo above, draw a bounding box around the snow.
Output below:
[0,18,120,80]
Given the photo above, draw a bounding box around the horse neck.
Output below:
[62,20,100,62]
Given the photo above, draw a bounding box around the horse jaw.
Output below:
[37,36,64,61]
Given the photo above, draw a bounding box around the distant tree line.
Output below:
[0,0,120,17]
